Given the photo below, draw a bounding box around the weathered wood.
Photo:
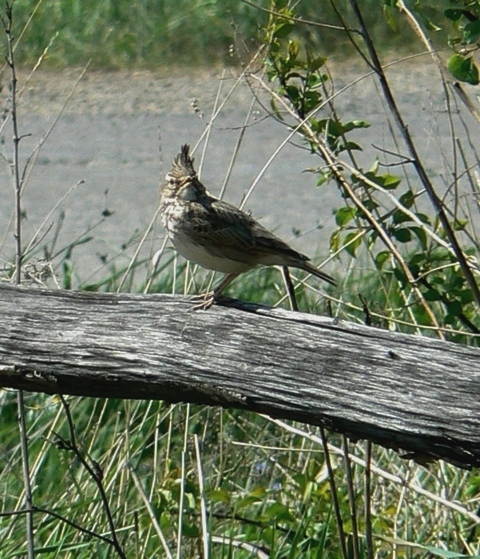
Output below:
[0,283,479,468]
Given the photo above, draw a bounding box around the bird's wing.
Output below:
[187,199,256,252]
[187,198,307,264]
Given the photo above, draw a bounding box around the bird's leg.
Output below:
[191,272,239,310]
[212,272,239,298]
[282,266,299,312]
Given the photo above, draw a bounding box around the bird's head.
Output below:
[162,144,205,201]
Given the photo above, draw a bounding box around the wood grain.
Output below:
[1,283,479,468]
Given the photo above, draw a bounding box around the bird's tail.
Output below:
[301,261,337,286]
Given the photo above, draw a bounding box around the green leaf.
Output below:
[293,473,307,492]
[287,40,299,63]
[309,55,327,72]
[464,19,480,44]
[368,159,379,174]
[330,230,340,252]
[311,118,329,135]
[444,313,457,325]
[343,231,362,257]
[399,189,415,208]
[316,168,333,186]
[182,522,200,537]
[235,486,265,511]
[364,170,401,190]
[303,90,323,112]
[393,228,412,242]
[323,118,343,137]
[382,174,402,189]
[393,266,408,285]
[359,198,380,213]
[415,212,431,224]
[285,85,301,103]
[263,502,295,523]
[424,288,442,301]
[448,36,462,48]
[459,289,474,304]
[273,22,295,39]
[447,54,480,85]
[423,18,442,32]
[422,544,474,557]
[383,5,399,32]
[393,209,411,225]
[375,250,391,269]
[284,71,306,81]
[339,141,363,152]
[412,2,441,32]
[160,511,172,530]
[342,119,370,132]
[307,73,327,89]
[453,218,468,230]
[410,226,428,249]
[208,489,230,504]
[269,97,284,120]
[444,9,464,23]
[447,300,463,316]
[335,206,357,226]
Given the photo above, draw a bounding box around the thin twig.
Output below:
[194,434,209,559]
[319,428,348,559]
[23,180,85,258]
[265,418,480,525]
[19,61,91,197]
[127,463,174,559]
[177,404,191,559]
[117,204,163,292]
[5,10,22,284]
[348,0,480,310]
[248,72,444,336]
[3,4,35,557]
[364,441,374,559]
[16,391,34,558]
[342,436,360,559]
[0,505,115,544]
[218,81,260,200]
[58,395,127,559]
[198,69,226,179]
[34,506,116,545]
[241,0,357,33]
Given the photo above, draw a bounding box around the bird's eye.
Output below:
[165,173,176,185]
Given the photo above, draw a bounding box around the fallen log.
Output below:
[0,283,479,468]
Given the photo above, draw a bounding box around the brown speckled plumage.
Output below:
[160,144,336,308]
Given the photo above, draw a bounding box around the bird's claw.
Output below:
[190,291,216,311]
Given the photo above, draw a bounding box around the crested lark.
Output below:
[160,144,336,309]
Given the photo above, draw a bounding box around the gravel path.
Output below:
[0,62,475,286]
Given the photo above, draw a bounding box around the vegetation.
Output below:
[1,0,480,558]
[7,0,448,68]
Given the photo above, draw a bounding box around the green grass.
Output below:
[8,0,448,69]
[2,236,479,557]
[2,253,478,557]
[1,391,478,558]
[2,0,480,556]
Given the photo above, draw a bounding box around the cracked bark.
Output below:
[0,283,479,469]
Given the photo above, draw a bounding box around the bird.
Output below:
[160,144,336,309]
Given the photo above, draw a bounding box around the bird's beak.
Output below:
[179,175,195,187]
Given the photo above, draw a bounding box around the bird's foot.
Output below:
[190,291,216,311]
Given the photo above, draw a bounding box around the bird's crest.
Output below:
[169,144,196,180]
